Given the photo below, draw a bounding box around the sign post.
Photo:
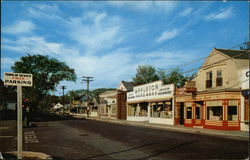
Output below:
[17,86,22,159]
[4,72,33,160]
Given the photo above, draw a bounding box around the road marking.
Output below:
[24,131,39,144]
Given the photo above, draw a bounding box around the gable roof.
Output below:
[120,81,134,91]
[215,48,250,60]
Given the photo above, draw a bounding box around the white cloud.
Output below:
[108,1,177,13]
[67,11,123,53]
[205,7,233,20]
[179,8,193,17]
[156,29,179,42]
[2,36,79,57]
[1,57,17,70]
[3,20,36,35]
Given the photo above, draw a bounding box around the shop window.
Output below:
[186,107,192,119]
[195,107,201,119]
[228,106,238,121]
[132,103,148,117]
[216,70,223,87]
[207,106,223,121]
[152,102,172,118]
[112,104,117,114]
[206,71,212,88]
[128,104,136,116]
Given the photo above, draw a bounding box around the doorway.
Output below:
[179,102,184,125]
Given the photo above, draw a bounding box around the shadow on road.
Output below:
[30,112,84,122]
[136,140,198,160]
[82,142,158,160]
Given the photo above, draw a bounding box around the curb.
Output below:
[4,151,52,159]
[86,117,249,141]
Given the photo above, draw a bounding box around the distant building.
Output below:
[99,90,118,119]
[98,81,133,120]
[175,48,249,131]
[117,81,134,92]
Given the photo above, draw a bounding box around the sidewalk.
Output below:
[72,114,249,141]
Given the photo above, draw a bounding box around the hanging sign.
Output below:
[4,72,33,87]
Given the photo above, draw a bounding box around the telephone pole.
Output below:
[82,76,93,117]
[60,86,66,114]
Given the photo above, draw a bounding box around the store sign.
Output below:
[4,72,33,87]
[127,81,174,102]
[239,68,249,90]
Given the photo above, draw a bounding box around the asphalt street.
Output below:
[23,118,249,160]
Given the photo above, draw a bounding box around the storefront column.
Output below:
[148,102,151,118]
[192,102,195,125]
[201,102,206,125]
[172,98,175,125]
[240,95,244,122]
[223,100,228,128]
[223,100,228,121]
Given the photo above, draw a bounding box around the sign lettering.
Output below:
[4,72,33,87]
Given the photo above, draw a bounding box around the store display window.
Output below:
[151,101,172,118]
[228,106,238,121]
[207,106,223,121]
[186,107,192,119]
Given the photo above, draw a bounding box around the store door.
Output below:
[180,102,184,125]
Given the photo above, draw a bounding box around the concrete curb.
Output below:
[82,117,249,141]
[5,151,52,159]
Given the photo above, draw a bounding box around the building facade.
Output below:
[175,48,249,131]
[127,80,175,125]
[98,90,127,120]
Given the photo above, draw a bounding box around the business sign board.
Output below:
[239,68,249,90]
[127,81,174,103]
[4,72,33,87]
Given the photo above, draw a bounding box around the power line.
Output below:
[60,86,66,114]
[82,76,94,117]
[162,42,247,74]
[154,7,231,51]
[180,50,249,76]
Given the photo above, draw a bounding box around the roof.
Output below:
[215,48,250,60]
[121,81,134,91]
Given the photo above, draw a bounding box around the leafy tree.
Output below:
[132,65,160,85]
[162,68,197,88]
[11,54,76,112]
[164,68,186,87]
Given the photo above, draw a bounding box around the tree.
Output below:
[164,68,186,87]
[162,68,197,88]
[132,65,160,85]
[11,54,77,112]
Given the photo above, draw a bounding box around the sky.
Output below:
[1,1,249,95]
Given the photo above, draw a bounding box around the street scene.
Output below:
[1,1,249,160]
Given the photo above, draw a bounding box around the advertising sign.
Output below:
[127,81,174,102]
[4,72,33,87]
[239,68,249,90]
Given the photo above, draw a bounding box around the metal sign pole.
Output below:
[17,86,22,159]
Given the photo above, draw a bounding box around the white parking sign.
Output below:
[4,72,33,87]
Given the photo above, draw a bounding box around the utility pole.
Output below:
[82,76,93,117]
[60,86,66,114]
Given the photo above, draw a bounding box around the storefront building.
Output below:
[98,89,127,120]
[127,80,175,125]
[175,48,249,130]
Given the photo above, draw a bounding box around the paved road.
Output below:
[24,119,248,159]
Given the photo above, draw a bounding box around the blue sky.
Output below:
[1,1,248,94]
